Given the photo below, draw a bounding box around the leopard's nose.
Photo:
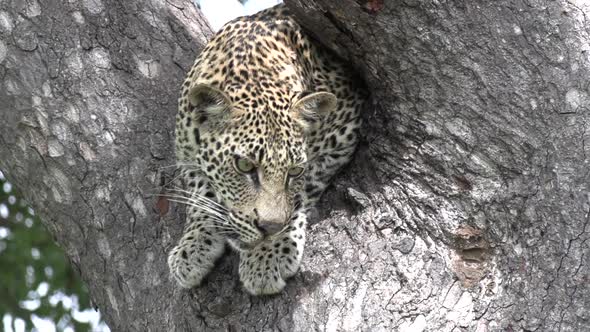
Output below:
[254,206,287,235]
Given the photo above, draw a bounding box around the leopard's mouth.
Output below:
[225,211,291,250]
[227,236,263,252]
[226,225,291,252]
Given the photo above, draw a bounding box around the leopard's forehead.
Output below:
[192,9,307,104]
[188,10,312,176]
[227,103,306,178]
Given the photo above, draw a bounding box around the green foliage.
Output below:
[0,171,96,331]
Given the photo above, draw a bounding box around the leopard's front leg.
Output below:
[168,211,227,288]
[238,212,307,295]
[168,173,227,289]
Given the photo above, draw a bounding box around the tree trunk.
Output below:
[285,0,590,331]
[0,0,216,330]
[0,0,588,331]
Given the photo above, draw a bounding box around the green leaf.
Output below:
[0,174,105,331]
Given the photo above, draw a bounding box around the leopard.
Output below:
[167,4,366,295]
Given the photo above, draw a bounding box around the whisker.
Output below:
[153,188,264,240]
[164,196,229,221]
[157,164,183,170]
[166,187,228,212]
[202,226,235,231]
[268,224,292,240]
[183,202,228,219]
[159,172,189,190]
[186,224,236,233]
[165,161,201,168]
[190,203,228,218]
[156,164,200,173]
[166,196,228,219]
[166,186,226,207]
[213,231,237,235]
[185,224,236,233]
[177,161,200,167]
[148,169,194,193]
[198,227,235,233]
[150,191,233,228]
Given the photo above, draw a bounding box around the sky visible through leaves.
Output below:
[1,1,280,331]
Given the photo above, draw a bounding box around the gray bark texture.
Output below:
[0,0,588,331]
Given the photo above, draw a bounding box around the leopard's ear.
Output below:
[188,84,232,116]
[290,91,337,130]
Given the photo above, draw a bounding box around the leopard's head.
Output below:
[184,83,336,249]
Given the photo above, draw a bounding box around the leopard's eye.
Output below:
[288,166,305,178]
[234,157,256,174]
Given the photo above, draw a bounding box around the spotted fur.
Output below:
[168,4,365,295]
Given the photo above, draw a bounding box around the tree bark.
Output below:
[285,0,590,331]
[0,0,588,331]
[0,0,216,330]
